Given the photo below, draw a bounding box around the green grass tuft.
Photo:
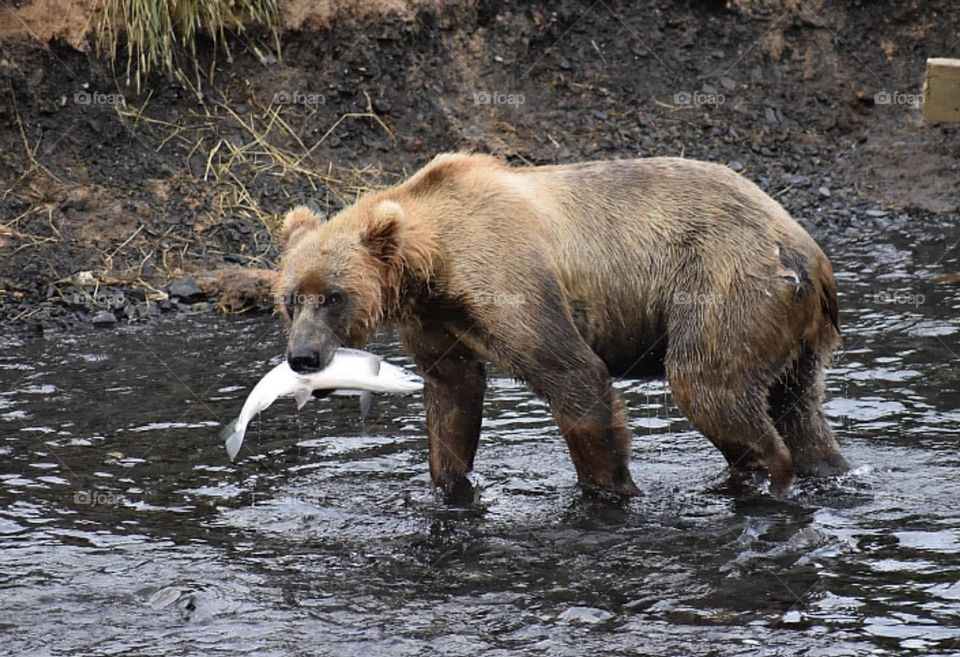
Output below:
[96,0,280,93]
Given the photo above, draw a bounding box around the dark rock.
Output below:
[782,173,810,187]
[92,310,117,327]
[189,157,205,179]
[361,136,389,151]
[168,277,205,303]
[226,131,245,148]
[728,160,744,172]
[818,186,831,198]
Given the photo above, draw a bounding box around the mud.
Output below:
[1,0,958,333]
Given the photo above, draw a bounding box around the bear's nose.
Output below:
[288,349,323,374]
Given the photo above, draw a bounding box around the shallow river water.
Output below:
[1,214,959,656]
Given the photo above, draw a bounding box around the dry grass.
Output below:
[95,0,281,93]
[4,25,397,316]
[65,83,397,311]
[115,83,393,253]
[3,93,63,202]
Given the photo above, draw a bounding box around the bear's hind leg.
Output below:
[668,363,796,494]
[768,350,849,477]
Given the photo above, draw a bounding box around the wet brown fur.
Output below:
[276,154,848,498]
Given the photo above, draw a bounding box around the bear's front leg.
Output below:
[402,323,486,502]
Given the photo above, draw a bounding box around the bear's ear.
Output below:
[280,206,322,249]
[361,200,404,264]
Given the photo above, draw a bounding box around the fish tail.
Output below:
[220,418,245,462]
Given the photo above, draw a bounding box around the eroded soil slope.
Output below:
[1,0,958,331]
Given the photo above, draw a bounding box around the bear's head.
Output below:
[274,199,435,373]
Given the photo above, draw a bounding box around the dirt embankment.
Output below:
[1,0,958,332]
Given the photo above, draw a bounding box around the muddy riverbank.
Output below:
[2,0,958,332]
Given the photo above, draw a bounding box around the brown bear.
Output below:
[275,154,848,499]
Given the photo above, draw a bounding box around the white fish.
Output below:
[220,348,422,461]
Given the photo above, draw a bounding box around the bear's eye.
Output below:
[323,292,343,307]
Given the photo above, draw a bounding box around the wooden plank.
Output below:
[923,58,960,124]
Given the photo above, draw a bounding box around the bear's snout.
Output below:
[288,347,324,374]
[287,311,337,374]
